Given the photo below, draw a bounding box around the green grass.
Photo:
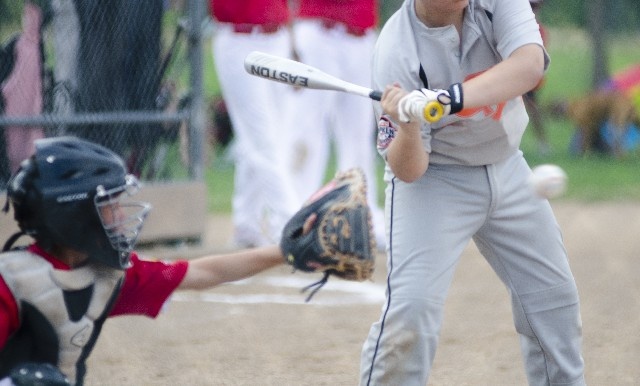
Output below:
[520,117,640,201]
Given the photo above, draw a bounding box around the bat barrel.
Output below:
[244,51,383,102]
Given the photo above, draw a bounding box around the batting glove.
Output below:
[398,83,463,123]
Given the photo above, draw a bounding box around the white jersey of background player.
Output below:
[285,0,387,249]
[360,0,585,385]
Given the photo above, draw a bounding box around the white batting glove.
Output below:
[398,90,432,123]
[398,83,463,123]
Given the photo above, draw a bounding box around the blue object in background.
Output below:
[570,121,640,155]
[601,121,640,151]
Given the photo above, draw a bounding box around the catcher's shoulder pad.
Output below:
[280,168,376,283]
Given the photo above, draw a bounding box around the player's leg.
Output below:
[360,164,489,385]
[283,20,333,204]
[327,28,387,249]
[214,28,261,246]
[256,39,306,241]
[473,151,585,385]
[229,156,265,246]
[213,27,299,245]
[523,91,550,155]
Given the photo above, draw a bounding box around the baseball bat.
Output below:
[243,51,444,123]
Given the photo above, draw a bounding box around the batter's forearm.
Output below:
[387,122,429,182]
[463,44,545,109]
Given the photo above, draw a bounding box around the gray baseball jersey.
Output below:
[373,0,548,170]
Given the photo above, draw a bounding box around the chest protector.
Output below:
[0,250,123,385]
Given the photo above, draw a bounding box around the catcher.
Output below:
[0,136,374,385]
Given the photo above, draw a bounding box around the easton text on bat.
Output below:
[250,65,309,87]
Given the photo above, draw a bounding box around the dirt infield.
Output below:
[85,201,640,385]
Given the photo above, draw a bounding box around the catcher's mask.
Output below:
[3,136,151,269]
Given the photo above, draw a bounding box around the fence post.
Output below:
[187,0,206,180]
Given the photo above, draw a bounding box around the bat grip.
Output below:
[369,90,382,101]
[423,101,445,123]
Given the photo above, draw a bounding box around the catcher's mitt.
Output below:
[280,168,376,301]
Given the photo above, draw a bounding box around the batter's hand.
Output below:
[398,83,464,123]
[381,84,411,124]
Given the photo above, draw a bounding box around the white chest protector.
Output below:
[0,250,124,385]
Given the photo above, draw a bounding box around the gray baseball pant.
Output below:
[360,151,585,386]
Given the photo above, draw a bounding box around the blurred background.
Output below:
[1,0,639,218]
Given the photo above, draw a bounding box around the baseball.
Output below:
[528,164,567,199]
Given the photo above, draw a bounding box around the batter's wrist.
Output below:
[447,83,464,114]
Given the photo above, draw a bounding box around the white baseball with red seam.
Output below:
[528,164,567,199]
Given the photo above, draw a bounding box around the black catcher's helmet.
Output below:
[4,136,150,269]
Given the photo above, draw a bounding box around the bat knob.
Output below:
[423,101,444,123]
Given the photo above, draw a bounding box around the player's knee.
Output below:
[512,281,580,336]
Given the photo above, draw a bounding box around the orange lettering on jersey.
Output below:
[457,102,505,120]
[454,71,506,121]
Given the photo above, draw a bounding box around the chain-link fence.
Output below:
[0,0,207,190]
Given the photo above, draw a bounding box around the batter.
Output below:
[360,0,585,385]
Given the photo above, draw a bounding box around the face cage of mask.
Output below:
[94,175,151,263]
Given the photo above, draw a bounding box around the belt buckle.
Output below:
[233,23,280,34]
[347,26,367,37]
[320,19,366,37]
[261,23,280,34]
[321,19,338,30]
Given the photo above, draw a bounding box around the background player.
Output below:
[0,136,315,385]
[523,0,550,155]
[360,0,585,385]
[285,0,387,249]
[209,0,299,248]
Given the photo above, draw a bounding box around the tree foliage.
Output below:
[541,0,640,32]
[0,2,18,25]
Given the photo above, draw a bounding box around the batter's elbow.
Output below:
[513,44,546,91]
[394,165,429,183]
[529,46,546,87]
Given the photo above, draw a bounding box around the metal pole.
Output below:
[0,111,188,127]
[187,0,206,180]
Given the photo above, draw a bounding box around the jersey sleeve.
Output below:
[109,253,189,318]
[492,0,549,71]
[0,276,19,349]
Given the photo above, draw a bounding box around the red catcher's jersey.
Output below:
[0,246,188,348]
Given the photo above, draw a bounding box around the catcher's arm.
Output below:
[178,214,317,291]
